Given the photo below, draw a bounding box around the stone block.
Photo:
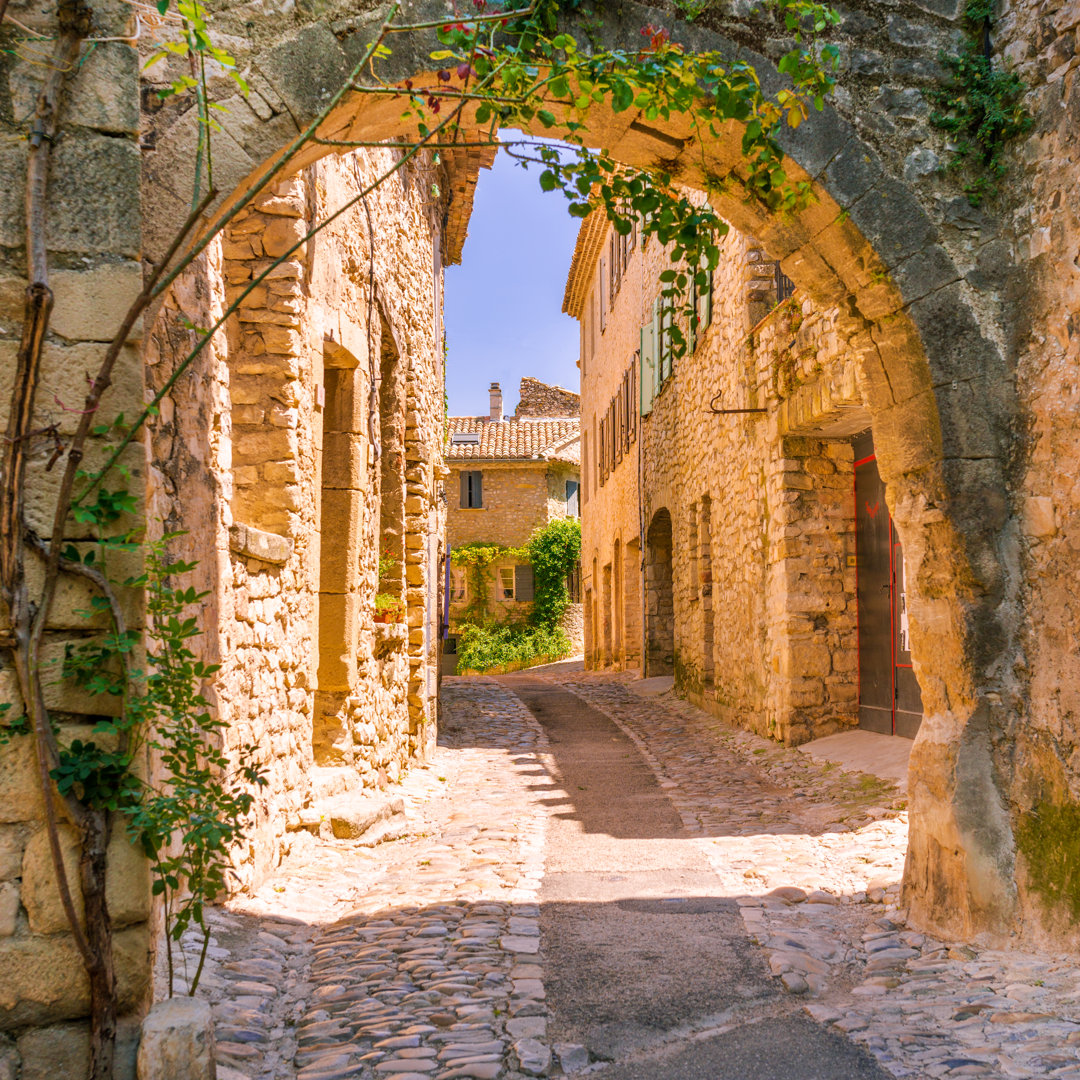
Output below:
[321,793,404,839]
[1023,496,1056,538]
[21,822,149,934]
[0,341,143,437]
[16,1021,90,1080]
[229,522,294,565]
[136,998,215,1080]
[233,427,296,466]
[261,215,308,259]
[0,883,19,938]
[49,262,143,342]
[256,23,351,126]
[0,134,140,256]
[0,923,149,1029]
[0,829,23,881]
[0,737,46,824]
[12,43,139,136]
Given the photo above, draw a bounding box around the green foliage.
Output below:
[524,518,581,628]
[418,0,841,360]
[375,592,406,619]
[456,621,572,673]
[57,531,267,993]
[450,541,523,621]
[929,0,1032,205]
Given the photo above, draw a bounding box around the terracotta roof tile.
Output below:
[446,416,580,464]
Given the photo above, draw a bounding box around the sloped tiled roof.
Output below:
[446,416,580,465]
[562,210,608,320]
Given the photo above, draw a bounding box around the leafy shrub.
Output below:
[456,621,572,674]
[524,517,581,628]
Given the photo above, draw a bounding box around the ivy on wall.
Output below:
[524,518,582,629]
[929,0,1033,206]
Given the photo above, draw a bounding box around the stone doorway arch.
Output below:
[645,509,675,678]
[140,0,1027,939]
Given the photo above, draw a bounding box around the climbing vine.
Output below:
[450,540,523,621]
[929,0,1032,206]
[524,517,582,628]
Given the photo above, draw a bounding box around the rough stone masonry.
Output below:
[0,0,1078,1070]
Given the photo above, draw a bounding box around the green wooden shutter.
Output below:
[658,297,672,383]
[640,320,656,415]
[697,268,713,332]
[459,471,469,508]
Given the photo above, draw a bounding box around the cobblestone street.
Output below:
[179,668,1080,1080]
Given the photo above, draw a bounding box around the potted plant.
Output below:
[374,593,405,624]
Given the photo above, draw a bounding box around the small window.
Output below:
[566,480,580,518]
[451,432,480,445]
[498,566,515,600]
[450,568,467,602]
[460,470,483,508]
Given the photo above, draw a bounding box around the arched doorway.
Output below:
[645,509,675,678]
[140,5,1030,939]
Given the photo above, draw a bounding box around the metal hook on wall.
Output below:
[708,390,768,416]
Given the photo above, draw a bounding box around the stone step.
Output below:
[297,792,407,840]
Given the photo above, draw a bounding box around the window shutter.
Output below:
[473,471,482,508]
[614,393,623,465]
[640,323,656,416]
[599,258,607,333]
[566,480,580,517]
[514,565,535,602]
[658,297,672,383]
[697,268,713,332]
[459,471,469,508]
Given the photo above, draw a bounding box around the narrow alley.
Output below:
[178,671,1080,1080]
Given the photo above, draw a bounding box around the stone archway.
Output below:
[137,0,1031,940]
[645,509,675,678]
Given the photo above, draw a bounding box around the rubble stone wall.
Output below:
[149,150,448,894]
[515,376,580,417]
[581,224,860,742]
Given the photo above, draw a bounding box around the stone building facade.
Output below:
[571,215,869,745]
[445,380,581,652]
[146,145,492,892]
[0,37,491,1066]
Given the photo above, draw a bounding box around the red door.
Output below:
[854,432,923,738]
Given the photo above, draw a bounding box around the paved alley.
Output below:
[180,670,1080,1080]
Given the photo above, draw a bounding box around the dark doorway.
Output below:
[645,509,674,676]
[854,431,923,738]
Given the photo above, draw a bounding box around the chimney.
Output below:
[489,382,503,422]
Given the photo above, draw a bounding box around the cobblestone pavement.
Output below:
[554,673,1080,1080]
[173,670,1080,1079]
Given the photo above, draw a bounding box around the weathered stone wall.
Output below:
[580,222,861,743]
[515,377,580,417]
[148,149,448,892]
[0,0,151,1070]
[973,0,1080,947]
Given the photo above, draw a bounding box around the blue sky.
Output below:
[444,139,582,417]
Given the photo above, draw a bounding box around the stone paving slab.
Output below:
[168,679,556,1080]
